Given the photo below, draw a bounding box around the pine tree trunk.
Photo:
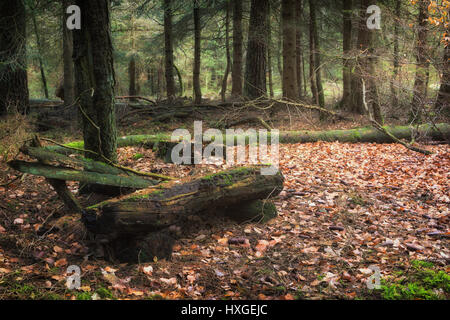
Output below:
[295,0,304,98]
[73,0,117,163]
[163,0,176,100]
[62,0,75,110]
[411,0,429,123]
[390,0,401,107]
[128,57,137,98]
[231,0,243,98]
[193,0,202,104]
[435,36,449,116]
[342,0,353,109]
[267,5,274,98]
[0,0,29,115]
[221,0,231,102]
[31,10,49,99]
[282,0,298,100]
[309,0,325,108]
[244,0,268,99]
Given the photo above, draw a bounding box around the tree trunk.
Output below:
[231,0,243,98]
[193,0,202,104]
[163,0,176,100]
[411,0,429,123]
[282,0,298,100]
[0,0,29,116]
[31,10,49,99]
[342,0,353,109]
[295,0,304,99]
[221,0,231,102]
[267,2,274,98]
[435,36,450,116]
[73,0,117,163]
[244,0,268,99]
[309,0,325,108]
[85,166,284,236]
[62,0,75,110]
[390,0,401,107]
[128,56,137,98]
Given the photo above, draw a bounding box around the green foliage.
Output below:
[379,260,449,300]
[96,287,114,299]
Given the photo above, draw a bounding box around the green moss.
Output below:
[132,153,144,160]
[76,292,92,300]
[377,260,449,300]
[96,287,114,299]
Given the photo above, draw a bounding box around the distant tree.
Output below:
[282,0,298,100]
[411,0,430,123]
[308,0,324,107]
[73,0,117,163]
[0,0,29,116]
[244,0,268,99]
[295,0,305,98]
[342,0,353,109]
[163,0,176,100]
[193,0,202,104]
[62,0,75,109]
[220,0,231,102]
[231,0,243,98]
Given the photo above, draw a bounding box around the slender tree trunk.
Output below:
[435,35,450,115]
[221,0,231,102]
[295,0,304,98]
[277,17,283,80]
[390,0,401,107]
[0,0,29,115]
[193,0,202,104]
[309,0,325,108]
[31,10,49,99]
[244,0,268,99]
[163,0,176,100]
[350,0,370,114]
[173,63,183,96]
[62,0,75,109]
[411,0,429,123]
[282,0,298,100]
[73,0,117,163]
[231,0,243,98]
[309,0,325,107]
[342,0,352,108]
[267,2,274,98]
[128,57,137,98]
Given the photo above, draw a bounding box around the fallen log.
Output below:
[84,166,284,237]
[7,160,158,189]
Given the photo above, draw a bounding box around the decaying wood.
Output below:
[84,166,284,237]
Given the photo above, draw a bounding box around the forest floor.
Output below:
[0,109,449,300]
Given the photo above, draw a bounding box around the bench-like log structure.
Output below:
[7,142,284,262]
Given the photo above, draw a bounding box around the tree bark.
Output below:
[221,0,231,102]
[309,0,325,108]
[282,0,298,100]
[435,36,450,116]
[390,0,401,107]
[163,0,176,100]
[231,0,243,98]
[411,0,430,123]
[193,0,202,104]
[267,2,274,98]
[342,0,353,109]
[244,0,269,99]
[295,0,304,98]
[62,0,75,110]
[31,9,49,99]
[73,0,117,163]
[85,166,284,236]
[0,0,29,116]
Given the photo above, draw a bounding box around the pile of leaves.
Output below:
[0,141,449,300]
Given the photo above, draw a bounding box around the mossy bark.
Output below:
[85,166,284,237]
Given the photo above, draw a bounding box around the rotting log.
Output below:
[7,160,158,189]
[83,166,284,237]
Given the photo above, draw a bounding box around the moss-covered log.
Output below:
[7,160,157,189]
[84,166,284,236]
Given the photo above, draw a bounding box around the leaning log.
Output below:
[7,160,158,189]
[84,166,284,236]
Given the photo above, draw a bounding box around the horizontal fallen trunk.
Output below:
[7,160,158,189]
[84,166,284,236]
